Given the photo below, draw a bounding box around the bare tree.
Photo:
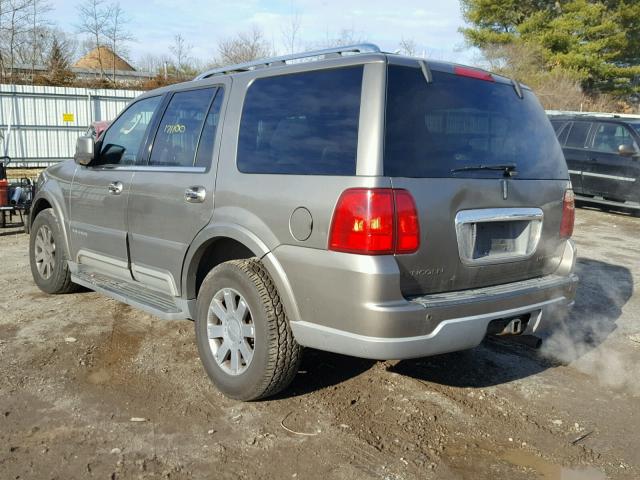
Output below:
[169,33,192,77]
[398,38,417,56]
[76,0,109,78]
[0,0,33,81]
[104,2,133,82]
[29,0,49,75]
[309,27,367,50]
[136,52,171,75]
[0,0,57,82]
[216,26,271,65]
[281,11,301,54]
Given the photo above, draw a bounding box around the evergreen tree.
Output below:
[460,0,640,96]
[47,38,75,85]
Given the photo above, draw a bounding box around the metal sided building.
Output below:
[1,84,143,167]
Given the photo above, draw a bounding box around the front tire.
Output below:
[29,208,78,294]
[195,259,301,401]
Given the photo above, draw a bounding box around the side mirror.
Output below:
[618,143,638,158]
[74,135,95,166]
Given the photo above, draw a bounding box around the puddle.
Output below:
[503,450,607,479]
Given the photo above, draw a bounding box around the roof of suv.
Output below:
[547,111,640,122]
[141,43,523,99]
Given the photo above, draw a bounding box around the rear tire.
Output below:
[195,259,302,401]
[29,208,78,294]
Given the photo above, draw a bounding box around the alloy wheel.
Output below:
[207,288,256,376]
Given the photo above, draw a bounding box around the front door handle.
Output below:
[184,186,206,203]
[108,181,123,195]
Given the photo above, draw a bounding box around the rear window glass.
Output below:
[565,121,591,148]
[384,66,567,179]
[195,90,224,168]
[150,88,215,167]
[237,66,363,175]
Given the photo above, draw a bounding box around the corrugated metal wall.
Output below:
[0,84,143,167]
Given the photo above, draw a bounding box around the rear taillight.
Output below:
[328,188,420,255]
[560,189,575,238]
[394,190,420,253]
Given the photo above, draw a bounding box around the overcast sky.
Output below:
[47,0,477,67]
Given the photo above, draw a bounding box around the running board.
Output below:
[72,270,189,320]
[575,195,640,211]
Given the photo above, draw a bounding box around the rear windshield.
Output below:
[385,66,567,179]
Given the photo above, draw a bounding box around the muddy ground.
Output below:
[1,206,639,480]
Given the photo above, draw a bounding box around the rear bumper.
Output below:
[270,240,578,360]
[291,294,572,360]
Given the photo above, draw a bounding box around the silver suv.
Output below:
[29,44,578,400]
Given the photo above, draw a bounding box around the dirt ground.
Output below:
[1,206,639,480]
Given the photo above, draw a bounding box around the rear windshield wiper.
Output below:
[451,163,517,177]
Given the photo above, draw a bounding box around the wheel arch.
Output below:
[182,224,301,323]
[30,192,71,258]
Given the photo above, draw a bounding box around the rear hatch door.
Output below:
[385,63,570,296]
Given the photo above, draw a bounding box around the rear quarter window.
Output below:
[384,66,567,180]
[237,66,363,175]
[565,121,592,149]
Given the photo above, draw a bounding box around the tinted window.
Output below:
[99,96,161,165]
[629,122,640,136]
[237,66,363,175]
[385,67,566,179]
[550,120,568,133]
[591,122,638,152]
[150,88,216,167]
[565,121,591,148]
[195,89,224,168]
[557,123,570,145]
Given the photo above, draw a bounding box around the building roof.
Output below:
[74,46,135,72]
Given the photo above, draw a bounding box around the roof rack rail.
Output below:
[546,109,640,120]
[193,43,381,80]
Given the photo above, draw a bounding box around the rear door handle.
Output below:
[184,186,206,203]
[108,181,123,195]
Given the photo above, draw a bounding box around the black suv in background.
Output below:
[548,111,640,212]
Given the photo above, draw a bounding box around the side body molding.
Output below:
[180,223,302,324]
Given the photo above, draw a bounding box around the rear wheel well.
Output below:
[190,237,256,298]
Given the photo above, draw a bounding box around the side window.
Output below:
[550,120,567,133]
[591,122,638,153]
[149,88,216,167]
[194,89,224,168]
[565,121,592,149]
[99,96,161,165]
[237,66,363,175]
[557,123,570,145]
